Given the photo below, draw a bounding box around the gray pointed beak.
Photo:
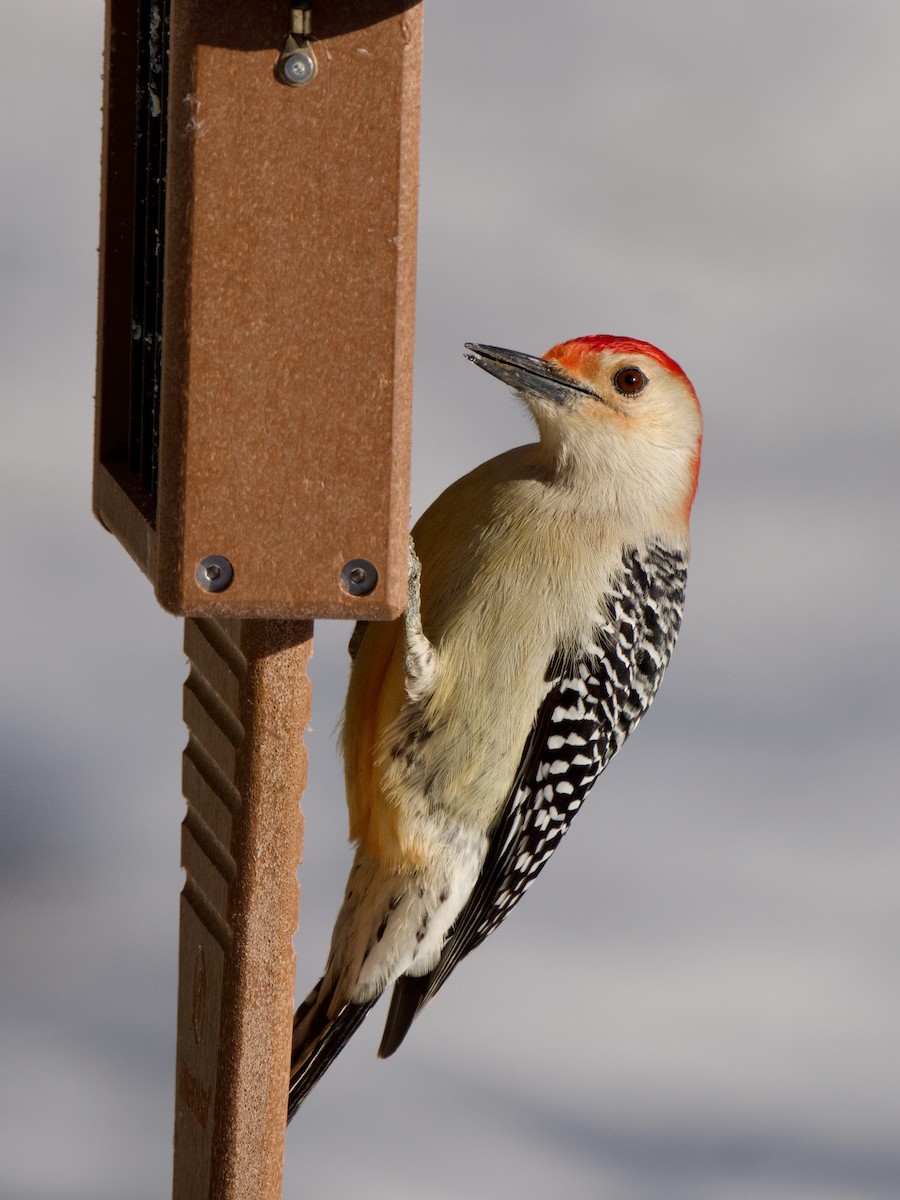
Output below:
[464,343,595,407]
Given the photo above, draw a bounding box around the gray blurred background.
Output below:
[2,2,899,1197]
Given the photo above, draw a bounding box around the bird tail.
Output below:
[287,977,375,1120]
[377,972,432,1059]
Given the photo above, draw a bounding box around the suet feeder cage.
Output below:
[91,1,423,1195]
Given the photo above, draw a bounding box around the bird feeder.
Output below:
[92,0,422,1194]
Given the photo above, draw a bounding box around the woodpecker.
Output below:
[288,335,702,1117]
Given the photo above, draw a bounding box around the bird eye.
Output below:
[613,367,647,396]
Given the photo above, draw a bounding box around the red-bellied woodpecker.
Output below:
[288,335,702,1116]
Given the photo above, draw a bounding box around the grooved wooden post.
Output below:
[176,618,311,1200]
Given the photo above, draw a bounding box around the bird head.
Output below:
[465,335,703,529]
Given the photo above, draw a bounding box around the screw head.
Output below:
[195,555,234,594]
[278,47,316,86]
[340,558,378,597]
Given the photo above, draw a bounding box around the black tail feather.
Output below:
[287,992,376,1121]
[377,973,433,1059]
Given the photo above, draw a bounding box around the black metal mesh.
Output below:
[128,0,171,498]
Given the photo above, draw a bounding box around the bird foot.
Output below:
[403,534,436,700]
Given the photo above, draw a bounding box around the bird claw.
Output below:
[406,535,423,620]
[403,534,435,699]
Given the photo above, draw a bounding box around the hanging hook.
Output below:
[276,3,317,87]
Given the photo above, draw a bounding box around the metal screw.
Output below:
[340,558,378,597]
[276,32,317,87]
[195,555,234,594]
[278,47,316,85]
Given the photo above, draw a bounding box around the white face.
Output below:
[552,346,703,460]
[465,337,703,529]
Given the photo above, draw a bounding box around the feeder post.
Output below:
[93,1,423,1196]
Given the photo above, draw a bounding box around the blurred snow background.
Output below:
[2,2,899,1197]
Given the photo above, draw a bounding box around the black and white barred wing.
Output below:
[378,544,687,1057]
